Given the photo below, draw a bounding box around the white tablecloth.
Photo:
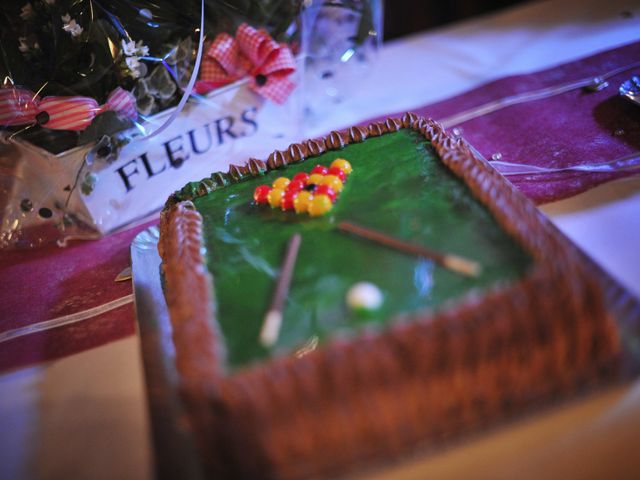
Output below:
[1,0,639,478]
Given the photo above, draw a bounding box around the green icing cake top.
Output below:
[193,129,532,370]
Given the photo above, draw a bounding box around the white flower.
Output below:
[122,39,149,57]
[121,38,149,78]
[18,37,29,53]
[20,3,33,20]
[126,56,140,69]
[135,41,149,57]
[121,39,137,56]
[126,56,142,78]
[62,18,83,37]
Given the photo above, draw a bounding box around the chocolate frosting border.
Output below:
[158,114,621,480]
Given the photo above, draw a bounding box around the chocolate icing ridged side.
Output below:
[227,164,246,182]
[158,202,231,470]
[326,130,346,150]
[305,139,326,156]
[211,172,230,187]
[367,122,383,137]
[248,158,267,176]
[195,179,211,197]
[349,126,367,143]
[267,150,288,170]
[385,117,402,132]
[288,143,306,163]
[158,114,622,480]
[401,112,419,129]
[419,121,434,139]
[159,203,224,382]
[377,121,390,135]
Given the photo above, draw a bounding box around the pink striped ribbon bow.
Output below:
[0,87,137,131]
[196,23,296,104]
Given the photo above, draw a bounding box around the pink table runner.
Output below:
[373,41,640,204]
[1,41,639,372]
[0,222,151,371]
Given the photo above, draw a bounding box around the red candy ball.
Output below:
[314,184,336,202]
[281,190,298,211]
[311,165,329,176]
[292,172,309,183]
[287,179,306,192]
[253,185,272,204]
[327,166,346,182]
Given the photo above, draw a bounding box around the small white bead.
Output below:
[346,282,383,311]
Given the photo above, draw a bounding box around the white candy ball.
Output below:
[346,282,383,311]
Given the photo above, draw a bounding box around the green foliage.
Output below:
[78,111,134,144]
[1,1,118,99]
[0,0,302,100]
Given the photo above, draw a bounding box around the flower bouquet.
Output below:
[0,0,303,248]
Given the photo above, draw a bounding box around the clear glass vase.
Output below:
[302,0,383,124]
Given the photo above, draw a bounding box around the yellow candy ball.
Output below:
[294,191,314,214]
[330,158,352,175]
[267,187,285,208]
[320,174,343,192]
[308,194,333,217]
[272,177,290,190]
[307,173,324,186]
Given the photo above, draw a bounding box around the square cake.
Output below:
[158,113,620,479]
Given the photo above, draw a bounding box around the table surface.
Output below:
[2,0,640,478]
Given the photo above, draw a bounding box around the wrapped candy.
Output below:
[0,87,138,131]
